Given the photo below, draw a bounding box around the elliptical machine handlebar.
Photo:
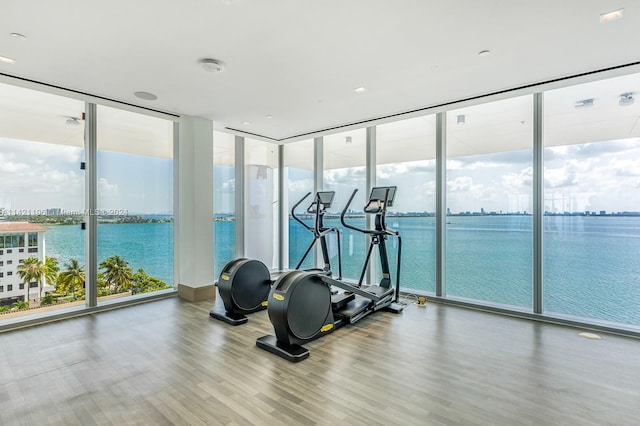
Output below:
[291,191,342,279]
[291,192,331,239]
[340,188,393,235]
[291,192,312,231]
[339,189,360,232]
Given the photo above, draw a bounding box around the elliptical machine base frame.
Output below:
[256,335,310,362]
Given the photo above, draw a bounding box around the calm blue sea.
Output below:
[44,216,640,326]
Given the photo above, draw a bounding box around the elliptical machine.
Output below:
[209,191,341,325]
[256,186,405,362]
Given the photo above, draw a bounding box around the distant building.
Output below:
[0,222,50,304]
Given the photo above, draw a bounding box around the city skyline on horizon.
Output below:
[2,136,639,215]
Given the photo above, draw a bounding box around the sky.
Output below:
[0,137,172,215]
[278,138,640,214]
[2,136,639,216]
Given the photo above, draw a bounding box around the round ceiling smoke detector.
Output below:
[200,58,224,73]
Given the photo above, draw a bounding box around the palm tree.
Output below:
[17,256,44,303]
[99,255,133,294]
[43,256,60,299]
[57,258,85,299]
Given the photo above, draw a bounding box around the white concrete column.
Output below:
[175,116,215,302]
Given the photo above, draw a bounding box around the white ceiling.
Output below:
[1,0,639,143]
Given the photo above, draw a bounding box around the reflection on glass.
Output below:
[214,131,236,276]
[446,96,533,308]
[544,73,640,325]
[284,139,315,271]
[97,106,173,302]
[244,139,279,269]
[377,116,436,292]
[324,129,367,281]
[0,83,84,318]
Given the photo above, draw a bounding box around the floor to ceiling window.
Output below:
[446,96,534,308]
[0,83,85,319]
[377,115,437,292]
[543,73,640,326]
[213,131,236,276]
[244,138,279,269]
[323,129,367,282]
[96,106,174,302]
[284,139,315,271]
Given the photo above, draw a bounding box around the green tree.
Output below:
[97,274,110,296]
[131,269,171,294]
[57,258,85,299]
[17,256,44,303]
[99,255,133,294]
[43,256,60,299]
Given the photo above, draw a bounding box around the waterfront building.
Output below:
[0,222,50,305]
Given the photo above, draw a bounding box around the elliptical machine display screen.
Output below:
[307,191,335,213]
[369,186,396,206]
[317,191,335,207]
[365,186,396,213]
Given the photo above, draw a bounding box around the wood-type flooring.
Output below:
[1,296,638,425]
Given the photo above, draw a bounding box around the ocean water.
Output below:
[43,216,640,326]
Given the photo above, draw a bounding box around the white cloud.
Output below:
[502,166,533,192]
[1,159,30,174]
[220,178,235,193]
[98,178,119,196]
[447,176,473,192]
[610,157,640,177]
[286,178,313,192]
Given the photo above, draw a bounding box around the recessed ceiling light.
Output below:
[619,92,634,107]
[10,32,27,40]
[199,58,224,73]
[478,50,491,57]
[241,121,251,125]
[0,55,16,64]
[134,91,158,101]
[353,87,366,94]
[600,8,624,23]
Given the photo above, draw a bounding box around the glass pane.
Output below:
[284,139,315,271]
[0,82,84,317]
[377,115,436,293]
[244,138,279,269]
[323,129,367,281]
[213,131,236,276]
[446,95,533,308]
[543,72,640,326]
[97,106,173,302]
